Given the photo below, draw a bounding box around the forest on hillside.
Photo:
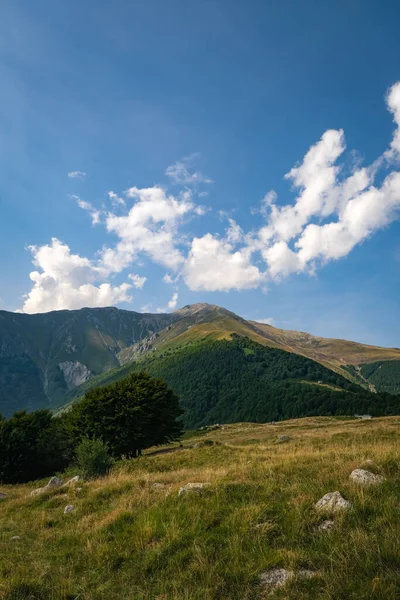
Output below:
[73,336,400,429]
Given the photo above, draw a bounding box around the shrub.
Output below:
[76,437,113,479]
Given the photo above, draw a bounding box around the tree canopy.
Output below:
[66,372,183,458]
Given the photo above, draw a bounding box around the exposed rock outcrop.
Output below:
[58,361,91,390]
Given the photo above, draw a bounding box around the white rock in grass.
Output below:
[259,568,318,595]
[64,504,75,514]
[178,482,210,496]
[315,491,352,513]
[0,492,6,499]
[259,568,294,593]
[62,476,80,487]
[275,435,291,444]
[47,476,63,488]
[30,476,63,497]
[152,483,165,489]
[317,519,335,532]
[349,469,385,485]
[10,536,21,541]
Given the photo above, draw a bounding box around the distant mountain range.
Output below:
[1,303,399,423]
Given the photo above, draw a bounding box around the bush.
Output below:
[76,438,113,479]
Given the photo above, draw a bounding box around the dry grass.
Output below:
[1,417,400,599]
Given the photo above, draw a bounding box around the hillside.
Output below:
[0,307,176,416]
[2,416,400,599]
[1,303,400,417]
[69,336,400,429]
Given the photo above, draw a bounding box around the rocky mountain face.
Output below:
[0,307,176,415]
[0,303,399,417]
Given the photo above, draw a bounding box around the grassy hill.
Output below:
[2,416,400,599]
[69,336,400,429]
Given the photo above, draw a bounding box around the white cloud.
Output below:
[100,185,197,274]
[22,239,132,314]
[386,81,400,158]
[128,273,147,289]
[168,292,179,309]
[165,154,212,186]
[68,171,86,179]
[184,233,264,292]
[74,196,101,225]
[108,191,125,207]
[256,317,275,325]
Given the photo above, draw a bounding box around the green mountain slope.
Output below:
[1,302,400,417]
[68,336,400,428]
[0,307,176,416]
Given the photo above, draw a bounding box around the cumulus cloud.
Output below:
[128,273,147,289]
[22,239,132,314]
[68,171,86,179]
[20,82,400,311]
[184,233,264,291]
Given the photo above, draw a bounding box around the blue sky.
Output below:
[1,0,400,347]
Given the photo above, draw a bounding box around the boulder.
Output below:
[178,482,210,496]
[349,469,385,485]
[0,492,6,500]
[10,536,22,541]
[64,504,75,514]
[152,483,165,489]
[315,491,352,513]
[30,476,63,497]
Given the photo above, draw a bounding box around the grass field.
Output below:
[2,417,400,599]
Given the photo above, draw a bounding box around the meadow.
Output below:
[2,416,400,599]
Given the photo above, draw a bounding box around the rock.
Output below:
[62,476,80,487]
[76,487,83,492]
[152,483,165,489]
[259,568,294,594]
[0,492,6,499]
[315,491,352,513]
[317,519,335,532]
[64,504,75,514]
[47,476,63,488]
[10,536,22,541]
[349,469,385,485]
[58,361,91,390]
[31,476,63,496]
[275,435,291,444]
[178,482,211,496]
[259,568,318,595]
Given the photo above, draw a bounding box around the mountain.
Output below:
[1,303,399,418]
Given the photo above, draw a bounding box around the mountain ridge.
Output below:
[1,303,400,416]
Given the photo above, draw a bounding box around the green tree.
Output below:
[0,410,71,483]
[67,372,183,458]
[76,438,113,479]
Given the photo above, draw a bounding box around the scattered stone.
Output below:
[275,435,291,444]
[152,483,165,489]
[349,469,385,485]
[76,487,83,492]
[30,476,63,496]
[47,476,63,488]
[315,491,352,513]
[317,519,335,532]
[0,492,6,500]
[64,504,75,514]
[10,536,22,541]
[62,476,80,487]
[178,482,211,496]
[259,568,294,594]
[259,568,318,595]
